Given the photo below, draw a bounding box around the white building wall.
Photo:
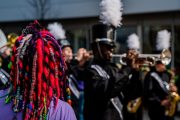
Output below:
[46,0,100,19]
[123,0,180,14]
[0,0,101,22]
[0,0,180,22]
[0,0,37,21]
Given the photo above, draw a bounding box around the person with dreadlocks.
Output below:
[0,20,77,120]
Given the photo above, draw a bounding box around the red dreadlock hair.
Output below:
[10,20,71,120]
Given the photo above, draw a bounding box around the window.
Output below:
[174,25,180,72]
[113,26,137,63]
[142,25,171,54]
[66,28,90,53]
[116,26,137,54]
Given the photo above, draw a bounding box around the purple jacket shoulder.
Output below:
[48,99,77,120]
[0,88,77,120]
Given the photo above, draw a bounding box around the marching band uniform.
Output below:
[64,45,90,120]
[83,23,136,120]
[121,33,143,120]
[143,30,178,120]
[122,68,143,120]
[143,61,171,120]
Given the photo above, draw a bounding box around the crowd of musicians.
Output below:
[0,20,179,120]
[0,1,179,119]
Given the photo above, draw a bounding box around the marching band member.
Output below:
[143,60,172,120]
[83,0,140,119]
[122,33,143,120]
[83,23,139,120]
[48,22,91,120]
[47,22,73,63]
[143,30,178,120]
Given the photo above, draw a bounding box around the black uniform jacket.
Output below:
[143,68,170,105]
[83,59,131,120]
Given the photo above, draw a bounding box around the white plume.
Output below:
[127,33,140,50]
[99,0,123,28]
[0,29,8,53]
[156,30,171,51]
[47,22,66,40]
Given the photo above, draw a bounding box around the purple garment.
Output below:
[0,88,77,120]
[47,99,77,120]
[0,88,22,120]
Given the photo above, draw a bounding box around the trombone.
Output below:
[112,49,171,66]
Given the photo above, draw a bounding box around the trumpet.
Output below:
[113,49,171,66]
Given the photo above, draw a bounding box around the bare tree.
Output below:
[27,0,51,19]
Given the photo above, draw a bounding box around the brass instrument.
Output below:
[166,92,180,117]
[165,70,180,117]
[126,49,171,114]
[127,97,142,113]
[113,49,171,66]
[0,33,18,50]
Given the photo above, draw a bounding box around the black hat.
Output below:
[92,23,116,47]
[58,39,72,49]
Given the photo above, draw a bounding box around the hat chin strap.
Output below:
[97,42,104,60]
